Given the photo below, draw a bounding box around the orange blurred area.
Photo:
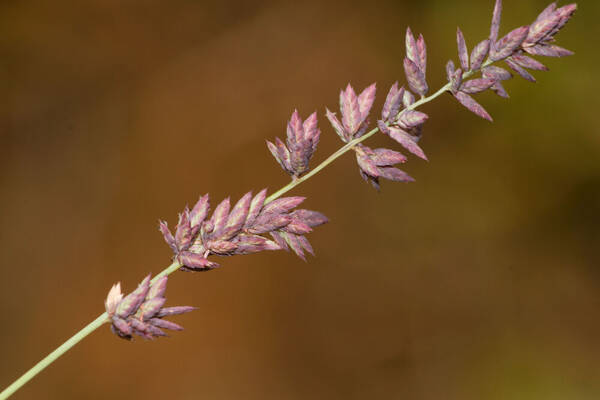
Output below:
[1,0,598,399]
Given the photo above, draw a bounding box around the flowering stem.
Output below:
[0,58,495,400]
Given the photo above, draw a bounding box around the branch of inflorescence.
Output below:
[0,58,495,400]
[265,58,492,203]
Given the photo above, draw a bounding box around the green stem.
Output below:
[1,61,491,399]
[0,313,109,400]
[0,260,184,400]
[408,83,451,111]
[150,260,182,284]
[265,126,379,204]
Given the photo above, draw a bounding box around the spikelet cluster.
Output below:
[159,191,328,266]
[267,110,320,178]
[447,0,576,120]
[326,83,377,143]
[269,1,575,191]
[105,276,195,340]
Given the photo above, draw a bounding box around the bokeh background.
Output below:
[1,0,598,399]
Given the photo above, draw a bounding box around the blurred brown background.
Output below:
[0,0,598,399]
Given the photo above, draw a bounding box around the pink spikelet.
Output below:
[470,39,490,71]
[457,28,469,71]
[326,83,377,142]
[355,143,413,191]
[404,58,428,97]
[381,82,404,123]
[404,28,429,96]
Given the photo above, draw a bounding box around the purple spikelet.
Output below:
[505,58,536,82]
[511,54,549,71]
[490,0,503,47]
[405,28,428,96]
[106,276,195,340]
[490,25,530,61]
[158,221,176,253]
[470,39,490,71]
[460,78,496,94]
[416,34,427,75]
[340,84,362,137]
[457,28,469,71]
[446,61,461,94]
[405,27,419,69]
[454,92,493,122]
[381,82,404,123]
[482,65,512,81]
[378,121,428,161]
[355,144,414,190]
[404,58,428,97]
[524,43,573,58]
[358,83,377,123]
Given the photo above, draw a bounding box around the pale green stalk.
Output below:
[0,313,109,400]
[0,63,489,399]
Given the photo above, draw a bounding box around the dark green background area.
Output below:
[0,0,598,399]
